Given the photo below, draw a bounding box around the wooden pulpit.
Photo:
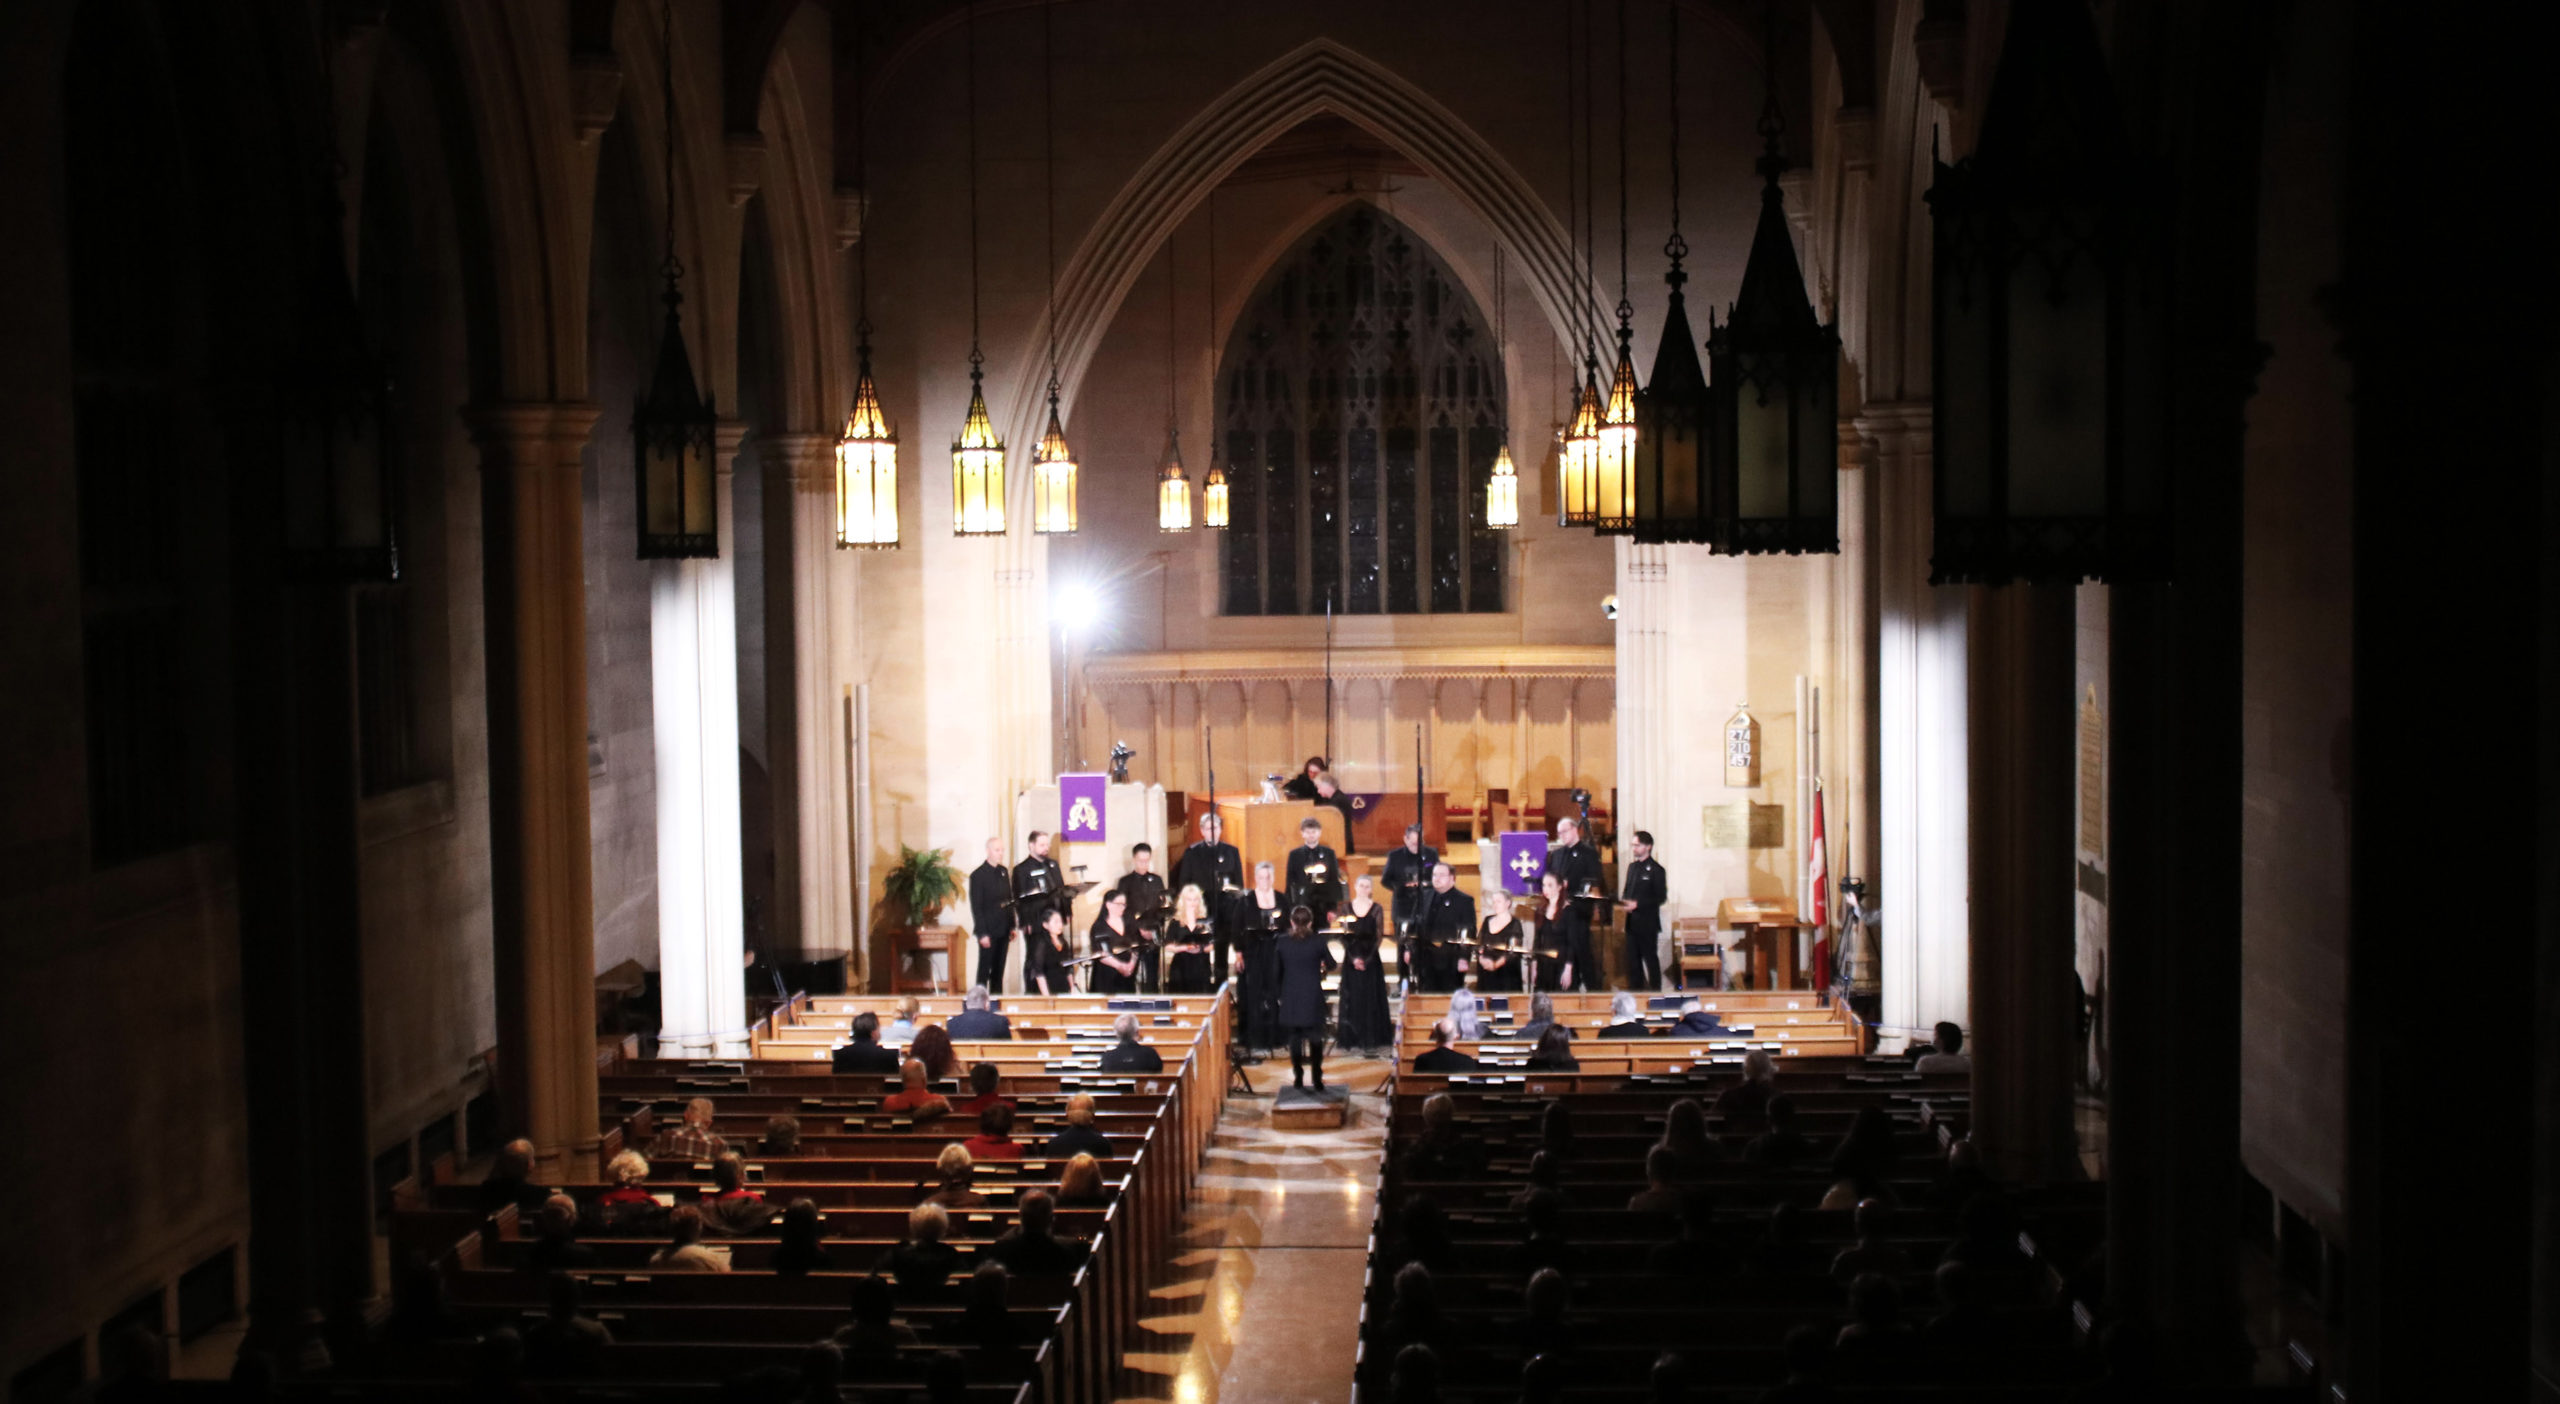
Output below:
[1718,897,1807,990]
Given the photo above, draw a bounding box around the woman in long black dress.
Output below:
[1162,885,1214,994]
[1335,875,1393,1053]
[1233,862,1288,1050]
[1535,873,1591,992]
[1025,907,1071,996]
[1474,888,1525,992]
[1086,889,1141,994]
[1275,905,1339,1089]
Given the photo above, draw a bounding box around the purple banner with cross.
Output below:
[1059,773,1109,843]
[1497,831,1549,896]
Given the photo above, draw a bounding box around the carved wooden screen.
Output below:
[1219,203,1505,616]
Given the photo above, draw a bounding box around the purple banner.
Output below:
[1059,773,1108,842]
[1497,831,1550,895]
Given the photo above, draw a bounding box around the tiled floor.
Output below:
[1119,1052,1393,1404]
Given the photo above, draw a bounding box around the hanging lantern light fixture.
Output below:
[1927,0,2163,583]
[835,20,896,549]
[1485,242,1520,529]
[950,2,1006,536]
[1704,0,1840,555]
[1555,0,1601,528]
[1029,3,1077,536]
[1632,0,1711,543]
[1156,223,1193,532]
[1590,0,1638,534]
[1197,190,1228,530]
[634,0,718,559]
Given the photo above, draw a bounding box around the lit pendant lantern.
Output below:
[1927,0,2163,584]
[834,24,896,550]
[1704,1,1840,556]
[1633,3,1711,543]
[1590,0,1638,535]
[1486,442,1522,528]
[1201,452,1229,529]
[1157,421,1193,532]
[634,0,716,559]
[948,0,1005,537]
[1558,366,1603,527]
[1031,391,1078,534]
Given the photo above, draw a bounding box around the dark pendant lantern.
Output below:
[1705,0,1840,555]
[1630,0,1711,543]
[1927,0,2164,584]
[634,0,717,559]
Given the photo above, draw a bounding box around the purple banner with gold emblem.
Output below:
[1059,774,1108,842]
[1497,831,1549,896]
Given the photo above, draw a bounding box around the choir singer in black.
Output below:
[1618,829,1668,991]
[1012,831,1067,949]
[1173,813,1243,984]
[1381,824,1439,939]
[1285,816,1344,920]
[967,838,1013,994]
[1543,815,1605,924]
[1116,842,1170,991]
[1414,863,1475,994]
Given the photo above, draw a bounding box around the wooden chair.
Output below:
[1673,916,1724,989]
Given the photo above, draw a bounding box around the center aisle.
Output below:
[1118,1052,1393,1404]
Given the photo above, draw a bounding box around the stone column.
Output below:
[1965,584,2081,1183]
[653,424,750,1058]
[468,402,603,1179]
[762,433,853,962]
[1834,424,1879,966]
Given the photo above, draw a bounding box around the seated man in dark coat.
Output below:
[946,985,1013,1040]
[1095,1013,1164,1072]
[990,1190,1088,1274]
[1668,998,1733,1038]
[478,1138,551,1215]
[1412,1020,1484,1073]
[1042,1094,1114,1159]
[831,1011,901,1073]
[1597,991,1654,1039]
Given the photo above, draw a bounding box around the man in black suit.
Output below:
[1543,815,1605,924]
[967,838,1014,995]
[1412,1020,1484,1072]
[1414,863,1475,994]
[1096,1013,1164,1073]
[1172,813,1243,984]
[1597,991,1653,1039]
[1011,831,1066,950]
[1285,817,1344,919]
[1115,843,1170,991]
[1617,829,1669,990]
[832,1011,901,1072]
[946,985,1012,1040]
[1381,825,1439,937]
[1311,772,1358,855]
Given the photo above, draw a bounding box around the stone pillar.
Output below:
[653,424,750,1057]
[1834,425,1879,954]
[1965,584,2081,1183]
[763,432,853,961]
[1862,402,1968,1045]
[468,402,603,1179]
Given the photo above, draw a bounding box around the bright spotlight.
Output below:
[1056,580,1103,635]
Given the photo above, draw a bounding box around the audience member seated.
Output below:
[700,1152,774,1237]
[1627,1144,1685,1214]
[945,985,1012,1040]
[1400,1093,1488,1178]
[1098,1012,1165,1072]
[527,1194,594,1275]
[831,1274,921,1358]
[1598,991,1651,1038]
[759,1114,802,1156]
[1538,1101,1577,1159]
[1043,1092,1113,1158]
[792,1341,846,1404]
[1649,1352,1691,1404]
[466,1327,539,1404]
[885,995,922,1044]
[773,1199,835,1276]
[1412,1020,1484,1073]
[883,1060,953,1122]
[1824,1106,1902,1203]
[991,1189,1088,1273]
[963,1102,1025,1160]
[1525,1024,1580,1070]
[648,1205,728,1272]
[1382,1261,1448,1357]
[1828,1198,1914,1281]
[1391,1344,1441,1404]
[1913,1020,1971,1075]
[1928,1136,1996,1212]
[650,1096,729,1162]
[1745,1203,1817,1279]
[384,1252,472,1343]
[1832,1272,1917,1377]
[477,1138,548,1215]
[906,1023,960,1082]
[1644,1189,1727,1278]
[1743,1094,1816,1166]
[1713,1049,1778,1129]
[958,1261,1022,1350]
[953,1062,1018,1117]
[1755,1325,1839,1404]
[1514,1188,1573,1273]
[923,1349,970,1404]
[922,1144,985,1209]
[1446,987,1487,1040]
[833,1010,901,1073]
[1507,1150,1564,1211]
[1656,1097,1721,1174]
[1516,993,1568,1045]
[1514,1269,1575,1357]
[1389,1194,1454,1274]
[524,1272,613,1376]
[1520,1354,1567,1404]
[1668,997,1731,1038]
[885,1202,963,1288]
[1920,1261,2001,1356]
[1057,1151,1107,1206]
[595,1149,660,1232]
[1940,1189,2029,1271]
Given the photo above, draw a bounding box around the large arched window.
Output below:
[1220,203,1505,616]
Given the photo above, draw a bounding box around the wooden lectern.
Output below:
[1718,897,1807,990]
[1211,798,1348,886]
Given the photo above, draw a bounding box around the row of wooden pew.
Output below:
[345,992,1231,1403]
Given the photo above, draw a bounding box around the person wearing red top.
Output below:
[881,1060,952,1123]
[599,1150,656,1207]
[701,1152,773,1236]
[950,1062,1018,1118]
[962,1102,1025,1161]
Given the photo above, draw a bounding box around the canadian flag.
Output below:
[1808,783,1831,988]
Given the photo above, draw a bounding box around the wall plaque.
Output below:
[1702,801,1786,849]
[1724,705,1760,787]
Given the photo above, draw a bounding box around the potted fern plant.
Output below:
[882,844,962,927]
[872,844,964,994]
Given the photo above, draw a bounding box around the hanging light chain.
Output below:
[1043,0,1058,399]
[1615,0,1631,327]
[966,0,982,371]
[1665,0,1686,269]
[660,0,681,295]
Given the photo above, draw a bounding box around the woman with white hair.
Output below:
[1163,885,1215,994]
[1446,986,1487,1041]
[1474,889,1524,992]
